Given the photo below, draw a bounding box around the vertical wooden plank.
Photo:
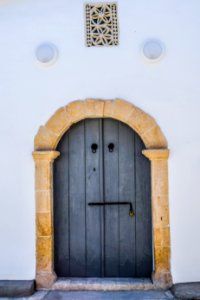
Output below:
[118,122,136,277]
[99,120,105,277]
[54,132,69,276]
[135,134,152,277]
[85,119,103,276]
[69,121,86,276]
[103,119,119,277]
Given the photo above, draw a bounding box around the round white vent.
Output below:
[36,43,58,65]
[142,39,165,62]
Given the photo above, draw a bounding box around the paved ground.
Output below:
[0,290,176,300]
[44,290,175,300]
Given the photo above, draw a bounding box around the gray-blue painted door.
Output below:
[54,119,152,277]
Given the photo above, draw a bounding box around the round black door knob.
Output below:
[91,143,98,153]
[108,143,114,152]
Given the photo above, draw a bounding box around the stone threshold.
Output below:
[51,278,157,291]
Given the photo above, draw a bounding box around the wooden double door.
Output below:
[54,118,152,278]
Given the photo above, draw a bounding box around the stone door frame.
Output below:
[33,98,172,289]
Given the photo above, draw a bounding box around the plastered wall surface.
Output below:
[0,0,200,283]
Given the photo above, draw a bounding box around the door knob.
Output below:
[91,143,98,153]
[108,143,114,152]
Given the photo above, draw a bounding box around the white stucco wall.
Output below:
[0,0,200,283]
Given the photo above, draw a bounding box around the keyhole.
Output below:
[108,143,114,152]
[91,143,98,153]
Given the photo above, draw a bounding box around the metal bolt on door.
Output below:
[54,119,152,277]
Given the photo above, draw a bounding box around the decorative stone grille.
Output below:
[85,3,118,47]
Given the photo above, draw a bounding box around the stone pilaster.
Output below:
[142,149,172,288]
[32,151,60,289]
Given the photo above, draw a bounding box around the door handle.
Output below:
[88,201,135,217]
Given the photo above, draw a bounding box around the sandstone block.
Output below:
[36,213,52,237]
[45,107,71,137]
[104,99,135,122]
[35,162,51,191]
[67,100,86,123]
[36,190,51,213]
[84,99,104,117]
[36,272,56,289]
[36,236,53,272]
[141,126,168,149]
[34,126,58,150]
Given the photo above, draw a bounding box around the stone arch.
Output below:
[34,98,167,150]
[33,99,171,290]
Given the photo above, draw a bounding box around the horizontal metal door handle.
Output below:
[88,201,135,217]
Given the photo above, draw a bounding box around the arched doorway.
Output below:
[33,99,171,289]
[54,118,152,277]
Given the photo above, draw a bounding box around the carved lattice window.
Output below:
[85,3,118,47]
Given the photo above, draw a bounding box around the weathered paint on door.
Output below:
[54,119,152,277]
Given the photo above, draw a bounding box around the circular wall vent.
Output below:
[36,43,58,65]
[142,39,165,62]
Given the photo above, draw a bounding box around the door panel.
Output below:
[135,133,152,277]
[68,121,86,276]
[118,121,136,277]
[54,118,152,278]
[103,119,120,276]
[54,132,70,276]
[85,119,103,276]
